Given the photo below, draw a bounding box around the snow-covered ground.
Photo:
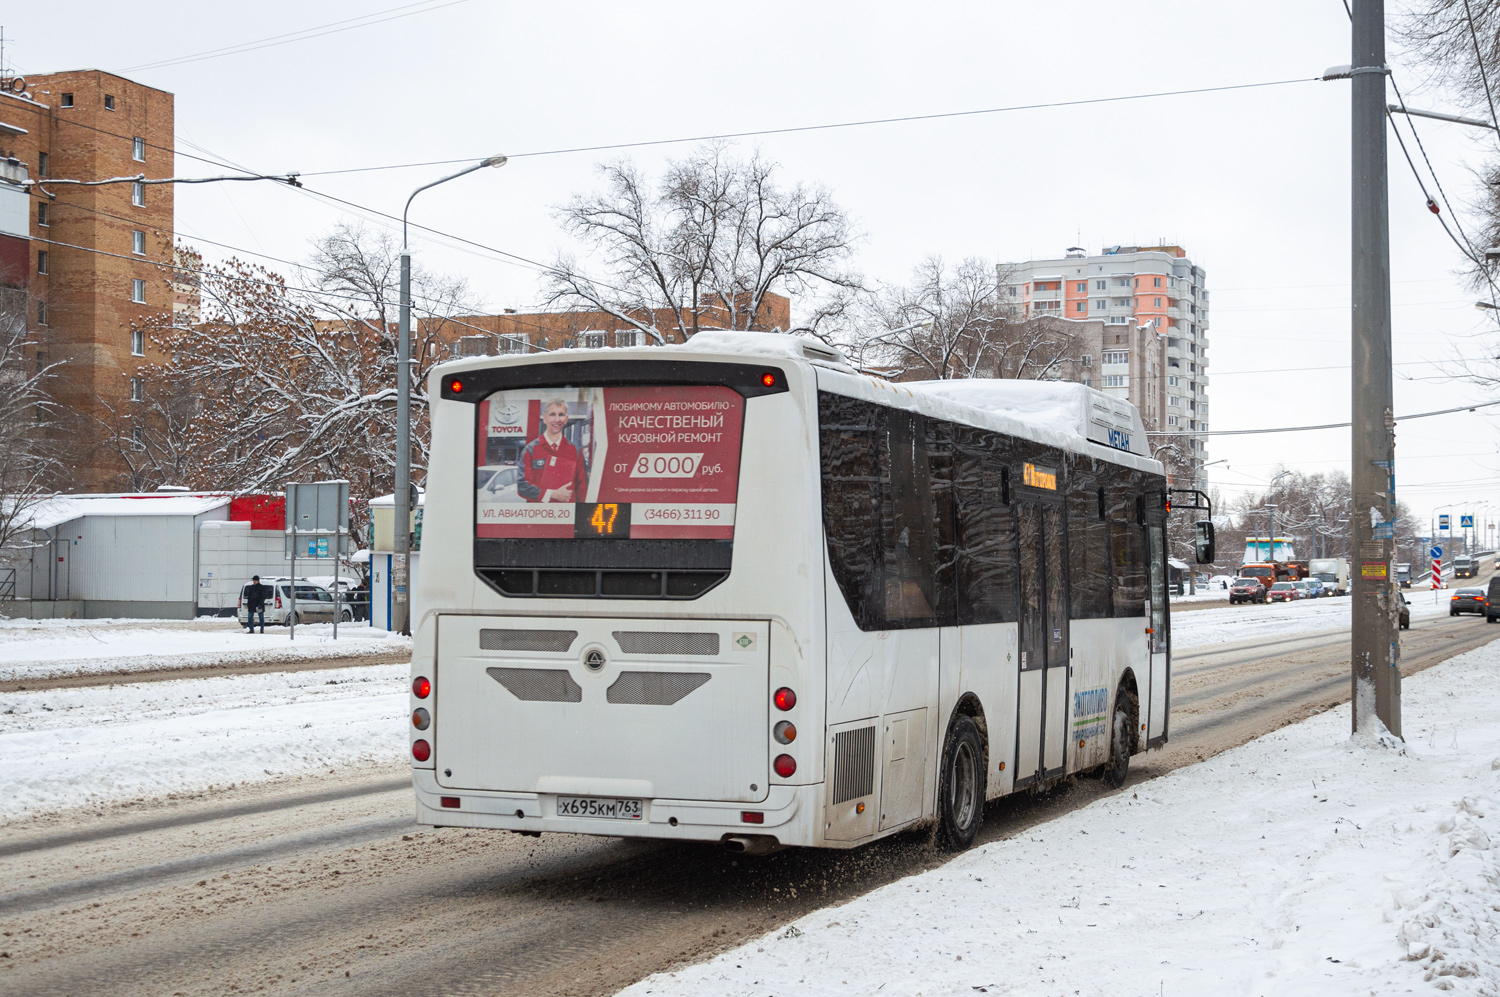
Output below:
[0,617,410,683]
[0,664,407,820]
[622,640,1500,997]
[1171,589,1453,650]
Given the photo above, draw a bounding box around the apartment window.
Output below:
[131,426,145,449]
[131,330,145,356]
[38,152,48,176]
[1168,396,1180,407]
[616,330,648,347]
[1154,277,1162,288]
[1081,354,1093,367]
[1115,278,1131,287]
[1168,375,1179,386]
[1101,375,1127,388]
[132,182,145,207]
[37,300,47,325]
[1154,297,1162,307]
[36,202,48,227]
[1094,300,1106,310]
[132,230,145,255]
[580,330,609,349]
[497,333,529,353]
[1189,343,1198,355]
[104,94,116,111]
[1190,400,1197,412]
[36,251,47,275]
[1167,415,1179,426]
[130,377,144,402]
[133,136,145,161]
[1095,280,1106,290]
[1075,282,1086,292]
[1075,302,1085,313]
[1169,358,1181,368]
[132,278,146,303]
[1102,350,1129,365]
[60,93,74,108]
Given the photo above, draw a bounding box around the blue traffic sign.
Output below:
[1440,514,1451,530]
[1461,515,1475,529]
[1431,545,1443,558]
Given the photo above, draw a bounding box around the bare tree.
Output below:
[0,288,61,566]
[115,232,475,534]
[547,144,862,342]
[852,256,1085,380]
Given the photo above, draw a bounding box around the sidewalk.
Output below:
[622,639,1500,997]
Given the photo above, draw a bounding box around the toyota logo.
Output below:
[584,648,606,671]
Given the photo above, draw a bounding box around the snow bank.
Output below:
[0,618,410,683]
[621,640,1500,997]
[0,664,407,820]
[1170,591,1451,650]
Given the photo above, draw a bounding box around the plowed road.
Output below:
[3,591,1495,997]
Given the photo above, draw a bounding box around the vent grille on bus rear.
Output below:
[831,725,877,804]
[486,667,583,702]
[480,629,578,653]
[612,631,719,656]
[605,671,711,706]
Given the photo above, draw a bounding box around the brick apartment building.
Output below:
[0,69,175,490]
[426,293,793,356]
[1003,245,1211,486]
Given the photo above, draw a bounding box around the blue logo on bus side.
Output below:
[1073,687,1109,740]
[1107,428,1130,451]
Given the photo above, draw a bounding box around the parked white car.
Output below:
[1208,574,1236,590]
[237,577,351,627]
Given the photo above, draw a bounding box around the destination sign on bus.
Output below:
[1023,462,1058,491]
[475,385,744,539]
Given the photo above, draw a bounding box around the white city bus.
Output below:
[409,332,1196,851]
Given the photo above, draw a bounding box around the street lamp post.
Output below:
[393,155,507,635]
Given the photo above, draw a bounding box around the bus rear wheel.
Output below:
[936,715,985,851]
[1102,687,1138,789]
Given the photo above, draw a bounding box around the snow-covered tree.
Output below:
[546,143,862,342]
[117,232,474,531]
[0,288,61,565]
[851,256,1084,381]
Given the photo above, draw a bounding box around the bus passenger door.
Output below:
[1146,524,1169,743]
[1015,504,1045,787]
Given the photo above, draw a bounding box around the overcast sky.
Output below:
[7,0,1499,540]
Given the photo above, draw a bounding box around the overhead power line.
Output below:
[290,76,1322,177]
[1154,397,1500,437]
[120,0,472,72]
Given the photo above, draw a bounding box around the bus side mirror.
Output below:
[1194,520,1216,564]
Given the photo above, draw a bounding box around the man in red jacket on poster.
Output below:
[517,398,589,502]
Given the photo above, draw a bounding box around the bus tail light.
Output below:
[774,721,796,744]
[412,739,431,762]
[773,687,796,711]
[412,708,430,730]
[413,676,431,699]
[741,811,764,824]
[440,796,461,809]
[773,754,796,778]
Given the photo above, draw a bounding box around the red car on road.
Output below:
[1268,581,1300,603]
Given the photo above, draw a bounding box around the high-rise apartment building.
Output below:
[0,69,175,490]
[1002,245,1210,485]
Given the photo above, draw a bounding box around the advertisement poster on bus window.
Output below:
[475,385,744,540]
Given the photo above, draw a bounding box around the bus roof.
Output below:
[433,331,1160,473]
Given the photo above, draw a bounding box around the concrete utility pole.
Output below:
[1350,0,1401,736]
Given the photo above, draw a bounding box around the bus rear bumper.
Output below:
[411,769,825,846]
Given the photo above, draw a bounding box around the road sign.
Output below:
[1461,514,1475,529]
[1430,545,1443,558]
[1439,514,1451,530]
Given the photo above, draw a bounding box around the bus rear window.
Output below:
[476,385,744,542]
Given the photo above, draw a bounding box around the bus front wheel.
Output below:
[1103,686,1139,789]
[936,715,985,851]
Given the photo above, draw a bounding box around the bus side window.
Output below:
[952,425,1018,626]
[819,393,882,629]
[926,419,958,624]
[879,408,939,624]
[1067,463,1111,619]
[1104,466,1146,616]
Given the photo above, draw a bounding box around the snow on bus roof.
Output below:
[905,379,1151,459]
